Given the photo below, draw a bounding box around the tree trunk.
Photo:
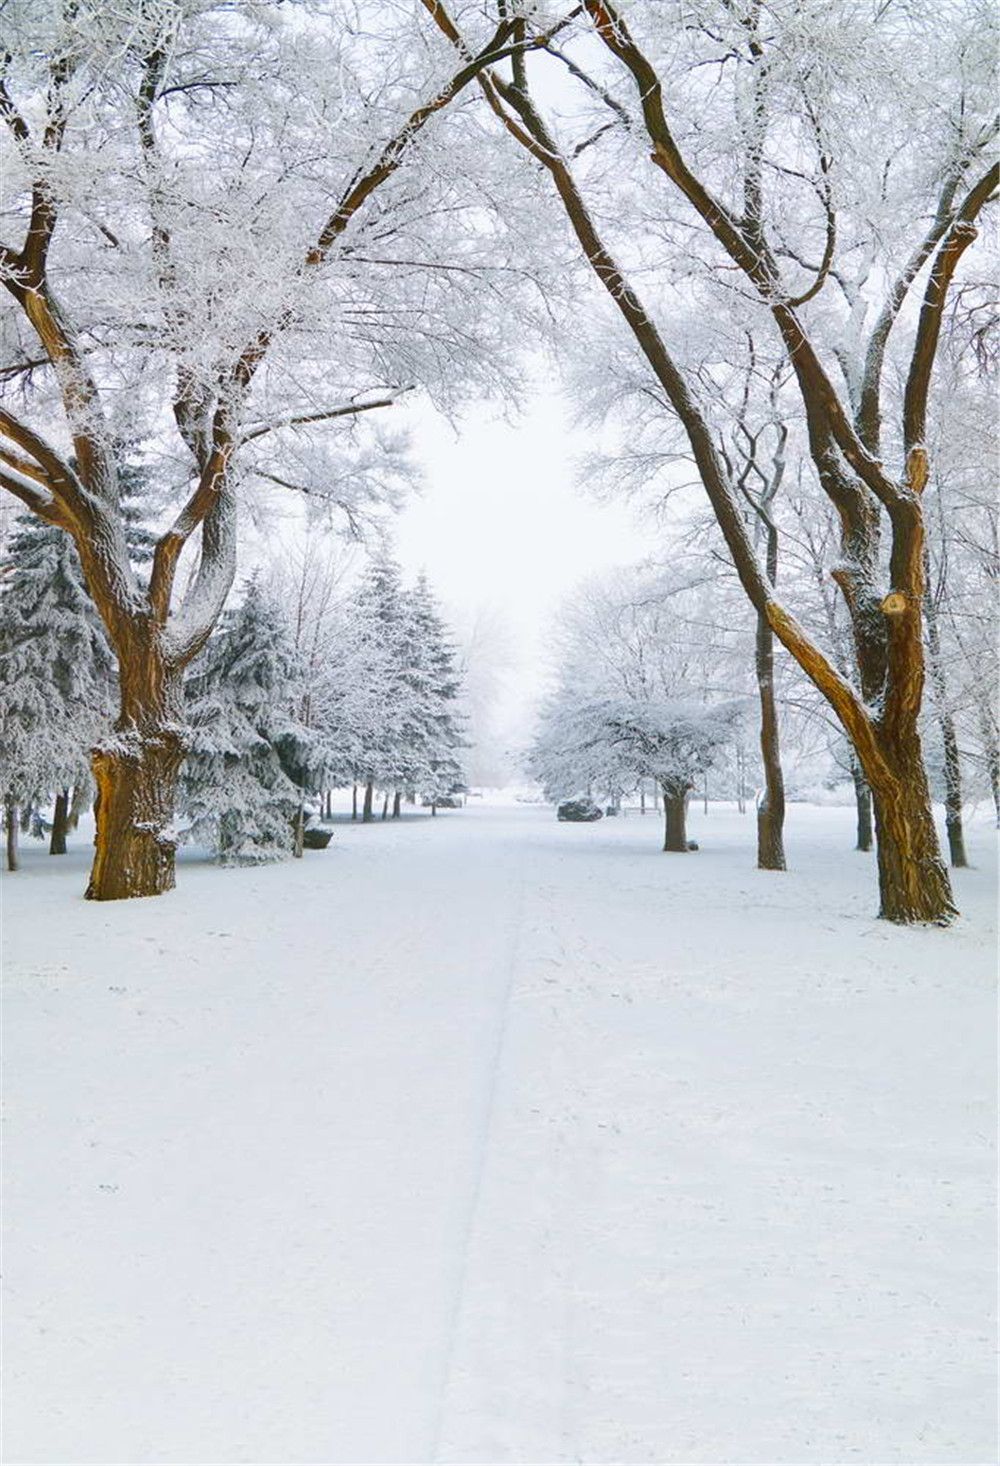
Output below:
[49,789,70,855]
[85,646,186,901]
[850,756,873,853]
[5,799,19,873]
[392,790,402,818]
[940,718,968,868]
[662,785,690,852]
[867,739,955,924]
[68,781,89,831]
[86,726,185,900]
[924,564,968,867]
[352,783,358,821]
[639,782,645,815]
[755,609,786,871]
[380,792,389,820]
[362,781,374,823]
[292,802,305,859]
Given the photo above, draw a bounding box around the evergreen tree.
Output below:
[180,578,313,864]
[0,514,115,861]
[405,574,465,810]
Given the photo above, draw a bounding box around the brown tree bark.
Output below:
[868,742,955,922]
[84,645,186,900]
[49,788,70,854]
[661,785,690,851]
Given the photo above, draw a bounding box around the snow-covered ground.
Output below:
[3,802,996,1464]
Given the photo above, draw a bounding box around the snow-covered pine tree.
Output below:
[180,577,313,864]
[0,513,115,864]
[348,557,413,820]
[405,573,465,813]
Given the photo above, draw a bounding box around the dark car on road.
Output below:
[556,798,604,822]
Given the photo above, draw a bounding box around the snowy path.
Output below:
[3,803,996,1463]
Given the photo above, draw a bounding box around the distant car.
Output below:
[557,798,603,822]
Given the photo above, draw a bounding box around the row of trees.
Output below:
[1,517,465,868]
[532,549,998,861]
[1,0,995,920]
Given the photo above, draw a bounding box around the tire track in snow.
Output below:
[429,844,529,1461]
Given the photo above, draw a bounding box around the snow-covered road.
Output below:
[3,803,996,1462]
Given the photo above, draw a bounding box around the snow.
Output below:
[2,801,996,1463]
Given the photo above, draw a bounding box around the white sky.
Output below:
[394,389,651,740]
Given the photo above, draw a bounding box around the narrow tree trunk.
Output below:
[639,781,646,815]
[292,802,305,859]
[68,781,89,832]
[49,789,70,855]
[392,790,402,818]
[362,781,374,823]
[352,783,358,822]
[5,799,19,872]
[924,565,968,867]
[755,611,786,871]
[662,785,690,852]
[850,756,873,852]
[940,720,968,868]
[380,792,389,820]
[867,740,955,923]
[431,800,437,817]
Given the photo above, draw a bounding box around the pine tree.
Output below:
[180,578,313,864]
[405,574,465,811]
[0,514,115,862]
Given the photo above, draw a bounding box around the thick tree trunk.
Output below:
[49,789,70,855]
[85,645,186,901]
[755,609,786,871]
[662,786,690,852]
[362,781,374,823]
[850,757,873,852]
[867,739,955,924]
[86,726,185,900]
[392,790,402,818]
[5,799,19,872]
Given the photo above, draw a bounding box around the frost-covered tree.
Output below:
[424,0,997,921]
[532,692,742,852]
[0,0,533,899]
[404,574,465,813]
[181,578,312,865]
[0,513,114,864]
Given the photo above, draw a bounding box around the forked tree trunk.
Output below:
[850,757,873,853]
[755,610,786,871]
[867,738,955,924]
[662,785,690,852]
[5,799,18,872]
[49,789,70,855]
[392,790,402,818]
[362,781,374,822]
